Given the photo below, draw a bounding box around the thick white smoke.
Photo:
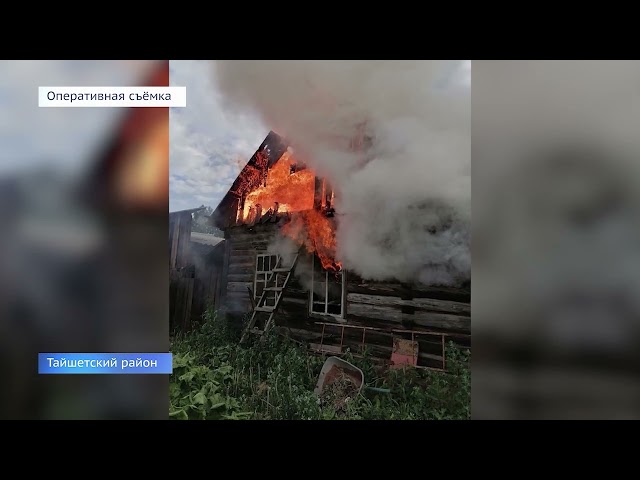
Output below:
[213,61,470,286]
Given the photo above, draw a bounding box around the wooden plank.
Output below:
[212,267,221,308]
[309,343,343,354]
[169,219,180,269]
[229,226,281,236]
[228,232,277,244]
[227,281,254,293]
[274,326,323,341]
[347,293,471,316]
[228,255,254,265]
[172,278,185,329]
[227,273,254,283]
[347,303,469,332]
[277,301,309,319]
[347,303,402,322]
[177,279,187,328]
[228,248,254,256]
[219,235,231,307]
[230,242,269,252]
[228,264,254,275]
[183,278,194,331]
[227,260,254,270]
[280,296,307,306]
[347,281,470,303]
[406,310,470,332]
[180,216,192,268]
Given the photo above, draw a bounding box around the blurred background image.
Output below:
[4,59,639,421]
[0,60,169,419]
[473,60,640,419]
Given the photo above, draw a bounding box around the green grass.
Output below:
[169,309,470,420]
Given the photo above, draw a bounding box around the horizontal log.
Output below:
[229,254,254,265]
[227,273,253,283]
[227,260,254,269]
[285,286,308,296]
[281,289,308,300]
[230,241,268,251]
[347,282,470,303]
[347,293,470,316]
[228,248,254,256]
[227,281,253,293]
[226,291,253,302]
[228,234,276,245]
[228,223,281,235]
[347,303,469,333]
[347,303,401,322]
[274,325,324,341]
[228,264,254,275]
[228,228,277,238]
[281,296,307,306]
[407,310,470,332]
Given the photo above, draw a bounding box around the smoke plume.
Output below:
[213,61,470,286]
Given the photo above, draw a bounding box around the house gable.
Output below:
[210,131,288,229]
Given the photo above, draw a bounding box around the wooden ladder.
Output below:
[240,249,300,344]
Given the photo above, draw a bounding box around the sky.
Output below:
[169,61,267,212]
[168,60,471,213]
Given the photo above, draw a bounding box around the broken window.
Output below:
[310,254,344,317]
[254,253,279,307]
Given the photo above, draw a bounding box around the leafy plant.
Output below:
[169,309,470,420]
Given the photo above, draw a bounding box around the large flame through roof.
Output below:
[236,148,341,271]
[242,151,314,220]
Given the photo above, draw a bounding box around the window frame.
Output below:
[254,253,280,302]
[309,254,346,319]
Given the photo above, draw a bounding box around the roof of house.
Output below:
[210,131,289,229]
[169,206,205,218]
[190,232,224,247]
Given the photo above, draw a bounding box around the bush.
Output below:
[169,309,470,420]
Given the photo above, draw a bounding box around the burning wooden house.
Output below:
[211,131,470,370]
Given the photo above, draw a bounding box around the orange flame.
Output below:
[242,151,315,219]
[236,150,342,271]
[281,209,342,272]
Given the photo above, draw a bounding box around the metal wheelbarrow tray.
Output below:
[314,356,364,397]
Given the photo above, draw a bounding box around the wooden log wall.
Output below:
[220,222,471,367]
[224,224,278,313]
[346,293,470,333]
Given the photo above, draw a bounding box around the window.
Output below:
[254,253,279,307]
[310,254,344,317]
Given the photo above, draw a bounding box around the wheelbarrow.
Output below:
[314,356,390,398]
